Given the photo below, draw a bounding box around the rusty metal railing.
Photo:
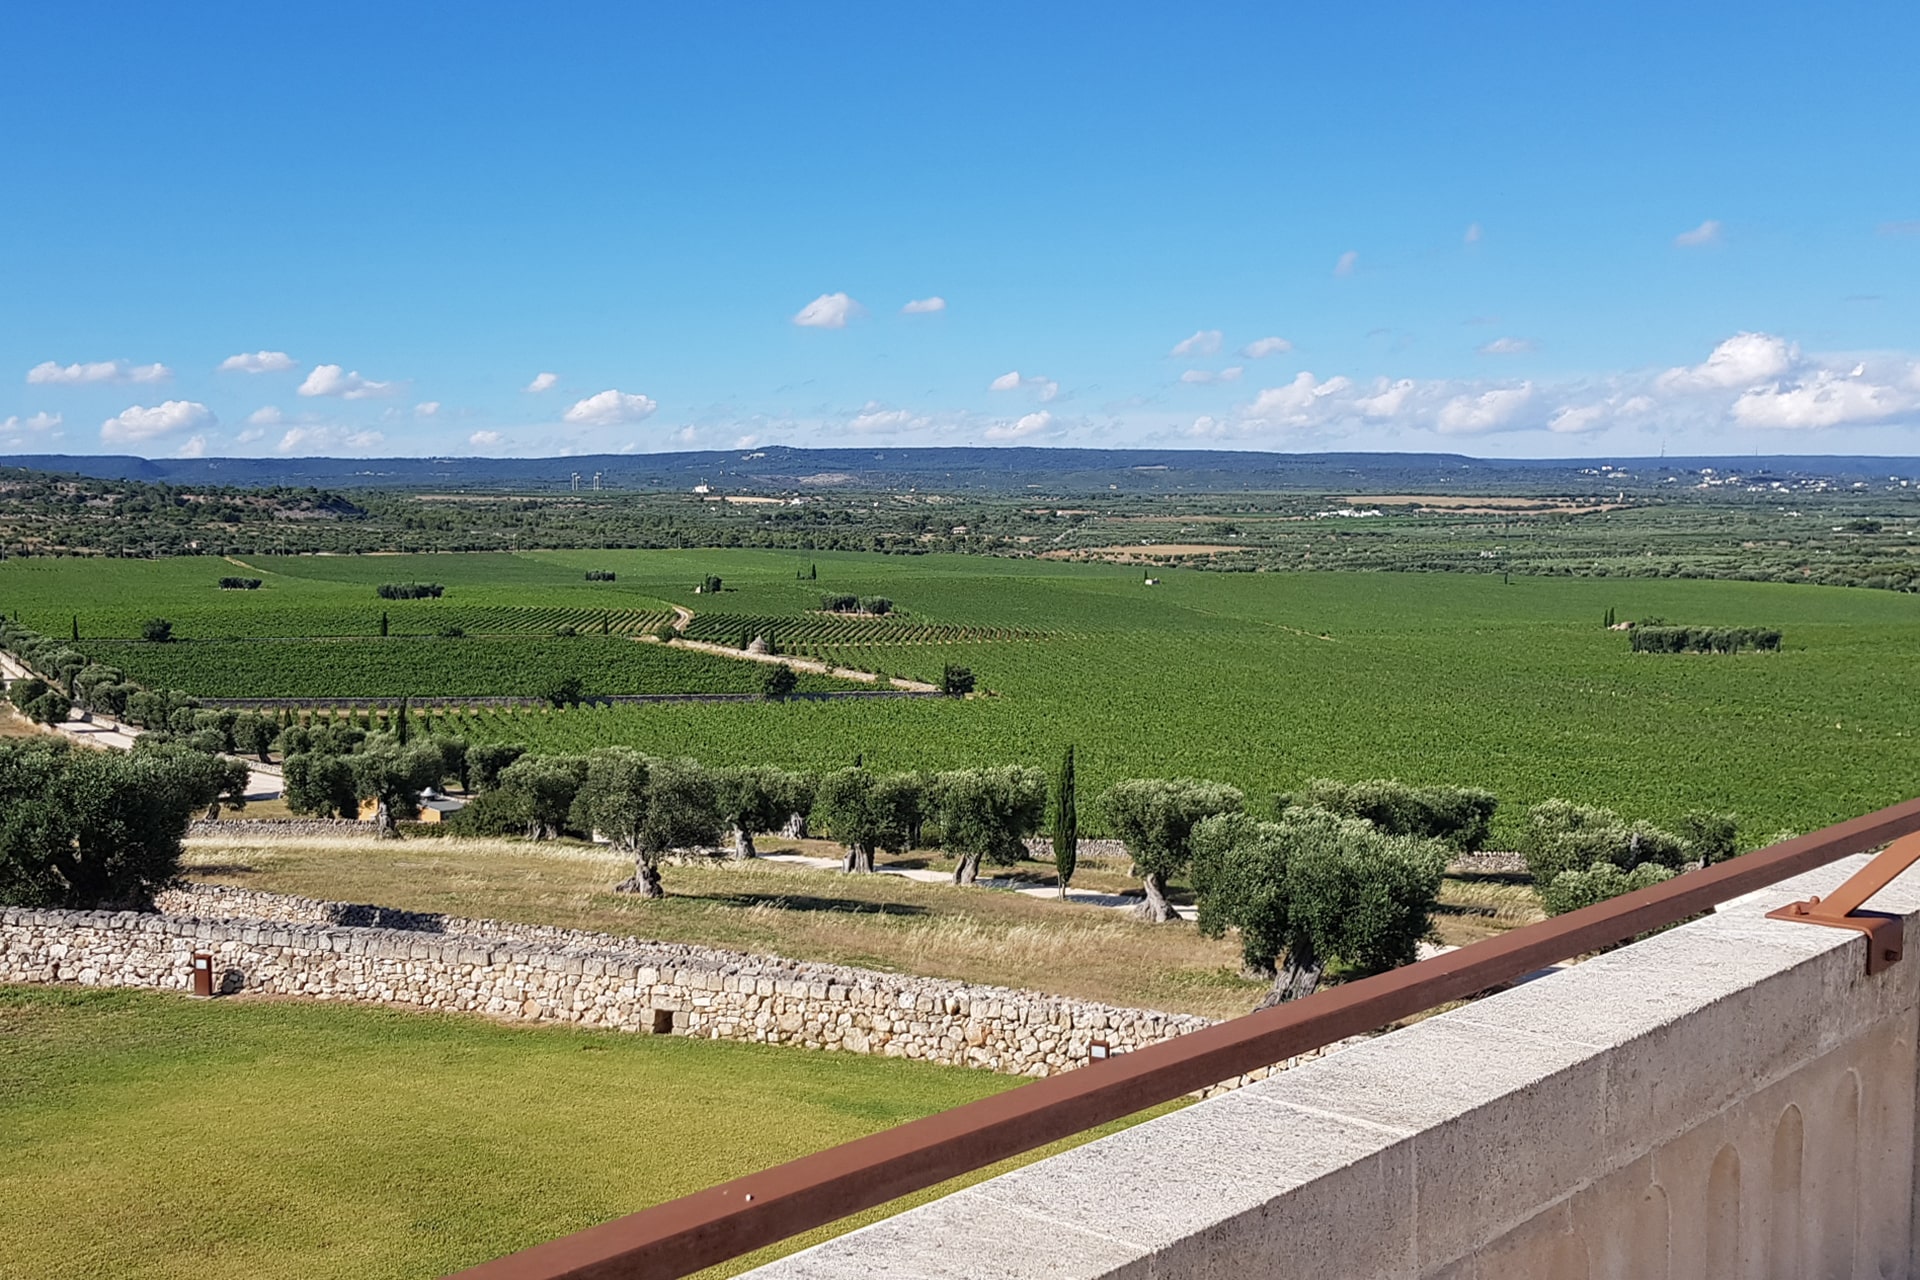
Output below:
[450,795,1920,1280]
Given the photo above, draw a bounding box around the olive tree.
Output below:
[0,738,235,910]
[467,742,527,792]
[812,768,918,873]
[282,751,358,818]
[232,712,278,763]
[1100,777,1244,922]
[933,765,1048,885]
[1519,799,1689,887]
[1191,808,1448,1005]
[350,740,448,837]
[593,755,721,897]
[713,765,799,858]
[495,753,589,840]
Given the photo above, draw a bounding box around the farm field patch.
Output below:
[5,549,1919,839]
[0,984,1174,1280]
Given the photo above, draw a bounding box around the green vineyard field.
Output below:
[5,546,1919,841]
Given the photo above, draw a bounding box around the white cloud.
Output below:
[28,359,171,385]
[524,371,559,393]
[236,428,266,444]
[988,371,1058,401]
[176,435,208,458]
[1437,384,1534,435]
[673,426,697,444]
[1,411,60,434]
[1479,337,1536,356]
[985,410,1053,441]
[1732,368,1917,430]
[246,406,285,426]
[278,427,384,454]
[1239,337,1293,359]
[1674,219,1723,248]
[1333,250,1359,277]
[1353,378,1416,419]
[218,350,297,374]
[415,401,442,418]
[1464,222,1483,245]
[1547,405,1608,434]
[1657,332,1797,392]
[1180,367,1244,384]
[563,389,658,426]
[1245,373,1355,427]
[901,296,946,315]
[792,292,863,329]
[1169,330,1224,358]
[298,364,395,399]
[99,400,214,444]
[469,430,504,448]
[849,407,929,435]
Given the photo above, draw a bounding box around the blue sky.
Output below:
[3,2,1917,460]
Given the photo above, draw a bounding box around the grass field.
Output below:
[0,984,1176,1280]
[6,547,1919,839]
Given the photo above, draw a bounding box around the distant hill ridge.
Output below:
[2,446,1914,494]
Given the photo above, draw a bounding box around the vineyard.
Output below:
[81,636,861,699]
[3,546,1919,842]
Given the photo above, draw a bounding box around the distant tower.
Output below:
[593,471,603,491]
[570,471,581,492]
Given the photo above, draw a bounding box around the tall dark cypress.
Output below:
[1053,744,1078,896]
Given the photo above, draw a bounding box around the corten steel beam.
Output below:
[449,794,1920,1280]
[1767,829,1920,973]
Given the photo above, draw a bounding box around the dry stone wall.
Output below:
[2,884,1214,1077]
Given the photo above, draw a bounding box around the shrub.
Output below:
[584,570,618,582]
[218,576,262,590]
[1630,625,1782,654]
[699,575,723,594]
[820,593,860,613]
[940,664,975,697]
[375,583,444,600]
[1540,862,1675,916]
[141,618,174,643]
[761,664,798,700]
[1519,799,1690,887]
[1282,778,1497,851]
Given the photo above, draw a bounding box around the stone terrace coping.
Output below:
[740,851,1920,1278]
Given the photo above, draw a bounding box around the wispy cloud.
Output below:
[1464,222,1483,245]
[1,412,61,435]
[1239,337,1293,359]
[793,292,864,329]
[1478,337,1536,356]
[524,372,559,393]
[901,296,946,315]
[1333,250,1359,277]
[29,359,171,385]
[1674,219,1723,248]
[1169,330,1223,358]
[469,430,504,448]
[1179,367,1244,384]
[218,350,297,374]
[278,426,384,454]
[563,389,658,426]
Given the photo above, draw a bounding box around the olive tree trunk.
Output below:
[1256,948,1326,1008]
[952,852,983,886]
[842,843,875,874]
[1133,870,1177,923]
[614,856,664,897]
[729,825,757,859]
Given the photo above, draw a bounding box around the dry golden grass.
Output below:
[181,836,1266,1019]
[1432,872,1548,946]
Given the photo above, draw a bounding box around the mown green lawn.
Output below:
[0,985,1162,1279]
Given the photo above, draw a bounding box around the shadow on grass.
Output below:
[684,891,933,918]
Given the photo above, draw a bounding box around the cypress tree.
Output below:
[71,615,79,641]
[396,696,410,745]
[380,610,390,637]
[1053,744,1078,896]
